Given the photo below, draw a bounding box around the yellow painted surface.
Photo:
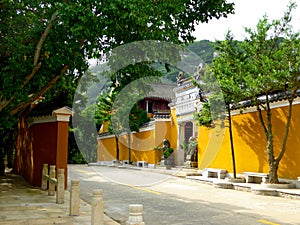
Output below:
[170,108,178,150]
[97,136,116,161]
[97,116,178,165]
[98,129,159,164]
[198,104,300,179]
[98,121,110,134]
[198,120,226,169]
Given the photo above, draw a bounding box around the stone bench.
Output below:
[202,168,227,179]
[243,172,269,184]
[137,161,148,168]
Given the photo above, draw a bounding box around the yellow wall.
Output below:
[97,113,178,165]
[198,104,300,179]
[98,129,159,164]
[170,108,178,150]
[97,136,116,161]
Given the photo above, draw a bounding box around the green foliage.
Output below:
[95,87,150,136]
[187,40,215,64]
[194,102,212,127]
[129,104,150,132]
[163,148,174,158]
[0,0,234,162]
[71,104,98,162]
[0,0,233,124]
[154,145,173,158]
[212,2,300,183]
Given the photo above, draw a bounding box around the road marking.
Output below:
[75,169,95,175]
[258,219,280,225]
[125,184,161,195]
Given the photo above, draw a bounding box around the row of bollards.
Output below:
[41,164,65,204]
[69,180,145,225]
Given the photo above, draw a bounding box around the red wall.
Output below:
[14,117,69,188]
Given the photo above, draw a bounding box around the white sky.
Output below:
[193,0,300,41]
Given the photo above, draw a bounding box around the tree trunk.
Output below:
[269,99,293,183]
[115,135,119,161]
[266,130,279,183]
[127,132,131,163]
[257,99,279,184]
[227,103,236,178]
[265,98,279,184]
[269,160,279,184]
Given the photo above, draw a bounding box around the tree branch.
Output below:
[10,65,69,116]
[256,101,267,135]
[277,87,297,162]
[33,12,57,66]
[0,62,42,113]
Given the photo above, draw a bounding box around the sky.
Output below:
[193,0,300,41]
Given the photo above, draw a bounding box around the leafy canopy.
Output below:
[0,0,234,129]
[212,2,300,183]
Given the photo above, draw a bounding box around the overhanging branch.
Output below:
[10,65,69,116]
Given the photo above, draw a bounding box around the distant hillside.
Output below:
[153,40,216,82]
[187,40,215,64]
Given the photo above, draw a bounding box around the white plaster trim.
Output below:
[177,114,195,123]
[98,134,115,140]
[56,114,72,122]
[98,125,156,140]
[28,115,55,126]
[28,114,72,126]
[28,107,72,126]
[52,106,74,116]
[153,118,171,122]
[139,125,155,132]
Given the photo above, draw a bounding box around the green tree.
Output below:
[212,2,300,183]
[1,0,234,121]
[96,91,120,160]
[187,40,215,64]
[96,90,149,162]
[193,66,236,177]
[0,0,234,169]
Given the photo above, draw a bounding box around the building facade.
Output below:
[97,77,300,179]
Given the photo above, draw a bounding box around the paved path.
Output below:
[1,165,300,225]
[71,164,300,225]
[0,172,120,225]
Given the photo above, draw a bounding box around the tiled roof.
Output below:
[231,90,300,110]
[146,83,176,101]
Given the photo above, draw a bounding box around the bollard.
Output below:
[126,204,145,225]
[69,180,80,216]
[41,164,48,190]
[56,169,65,204]
[48,165,56,196]
[91,189,104,225]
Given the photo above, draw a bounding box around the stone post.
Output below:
[48,165,56,196]
[126,204,145,225]
[41,163,48,190]
[69,180,80,216]
[56,169,65,204]
[91,189,104,225]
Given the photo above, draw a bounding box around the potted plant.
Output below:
[154,138,174,167]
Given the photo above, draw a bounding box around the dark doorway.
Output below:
[184,122,193,142]
[147,101,153,113]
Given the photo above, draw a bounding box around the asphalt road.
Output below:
[68,164,300,225]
